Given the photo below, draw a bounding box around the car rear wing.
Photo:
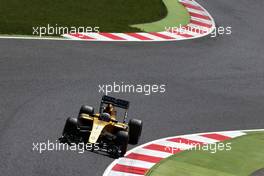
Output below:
[100,95,130,123]
[101,95,130,109]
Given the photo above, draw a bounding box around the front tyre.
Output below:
[115,131,129,157]
[60,117,79,144]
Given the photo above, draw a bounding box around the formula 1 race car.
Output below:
[59,95,143,158]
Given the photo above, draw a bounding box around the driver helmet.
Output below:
[104,104,116,117]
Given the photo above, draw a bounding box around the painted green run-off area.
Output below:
[147,132,264,176]
[0,0,190,36]
[131,0,190,32]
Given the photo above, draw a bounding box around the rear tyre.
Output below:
[128,119,143,145]
[115,131,129,157]
[79,105,94,115]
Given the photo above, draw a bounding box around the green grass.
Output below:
[0,0,167,35]
[131,0,190,32]
[147,132,264,176]
[0,0,190,36]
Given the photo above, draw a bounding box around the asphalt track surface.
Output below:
[0,0,264,175]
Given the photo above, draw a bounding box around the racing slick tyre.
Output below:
[115,131,129,157]
[128,119,143,145]
[60,117,79,144]
[79,105,94,115]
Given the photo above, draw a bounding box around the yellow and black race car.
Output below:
[59,95,143,157]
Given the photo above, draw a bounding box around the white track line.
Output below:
[217,131,247,138]
[116,158,155,169]
[153,140,193,150]
[181,135,219,144]
[107,171,144,176]
[131,148,171,158]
